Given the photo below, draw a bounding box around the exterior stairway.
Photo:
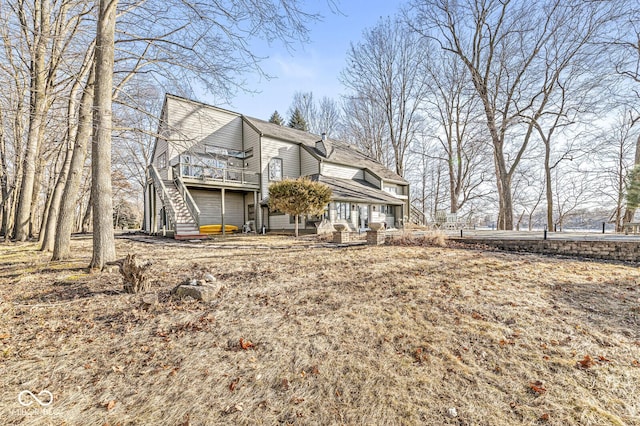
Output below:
[162,179,202,239]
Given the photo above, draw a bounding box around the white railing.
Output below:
[174,172,200,226]
[174,163,259,186]
[149,164,177,228]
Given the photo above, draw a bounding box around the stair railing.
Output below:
[173,167,201,227]
[410,204,427,226]
[148,164,177,228]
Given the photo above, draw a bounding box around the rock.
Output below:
[447,408,458,418]
[203,273,216,282]
[173,284,220,302]
[141,293,158,306]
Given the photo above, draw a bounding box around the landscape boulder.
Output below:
[171,271,221,302]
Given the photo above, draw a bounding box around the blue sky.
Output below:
[201,1,403,121]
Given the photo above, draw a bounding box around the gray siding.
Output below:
[261,136,300,198]
[242,121,261,175]
[300,148,319,176]
[153,103,171,180]
[190,189,245,227]
[268,214,296,230]
[165,96,243,165]
[364,170,381,188]
[322,162,364,180]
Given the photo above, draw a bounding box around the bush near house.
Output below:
[268,177,332,237]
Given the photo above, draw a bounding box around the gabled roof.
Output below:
[243,116,408,185]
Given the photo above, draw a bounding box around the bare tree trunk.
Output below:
[81,189,92,233]
[14,0,50,241]
[0,107,9,237]
[42,47,93,252]
[40,141,73,250]
[89,0,117,270]
[28,156,46,238]
[52,67,95,260]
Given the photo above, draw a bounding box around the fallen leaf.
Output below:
[529,381,547,395]
[598,355,611,362]
[0,333,10,339]
[239,338,254,350]
[577,355,596,369]
[106,400,116,411]
[229,377,240,392]
[540,413,550,421]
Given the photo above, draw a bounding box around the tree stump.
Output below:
[117,254,153,294]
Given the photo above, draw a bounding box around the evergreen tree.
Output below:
[268,110,284,125]
[627,165,640,210]
[287,107,308,131]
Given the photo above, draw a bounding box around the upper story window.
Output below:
[384,186,398,195]
[269,158,283,181]
[157,152,167,169]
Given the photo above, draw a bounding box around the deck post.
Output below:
[253,191,259,232]
[150,184,157,234]
[221,188,226,236]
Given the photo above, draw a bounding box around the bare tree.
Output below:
[424,51,491,214]
[594,110,639,231]
[89,0,117,270]
[51,61,95,259]
[342,94,391,168]
[12,0,51,241]
[410,0,616,229]
[341,17,429,177]
[612,4,640,225]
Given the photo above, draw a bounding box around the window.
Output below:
[335,202,350,220]
[157,152,167,169]
[380,205,394,215]
[248,204,255,221]
[181,154,191,176]
[384,186,398,195]
[269,158,283,181]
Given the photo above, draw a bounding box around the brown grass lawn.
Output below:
[1,234,639,426]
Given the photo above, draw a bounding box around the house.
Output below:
[143,94,410,238]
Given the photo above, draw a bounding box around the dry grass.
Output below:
[387,229,448,247]
[1,234,640,425]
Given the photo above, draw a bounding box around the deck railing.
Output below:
[174,163,259,187]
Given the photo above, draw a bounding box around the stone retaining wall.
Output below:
[456,238,640,263]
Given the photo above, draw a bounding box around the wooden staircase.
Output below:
[162,180,203,239]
